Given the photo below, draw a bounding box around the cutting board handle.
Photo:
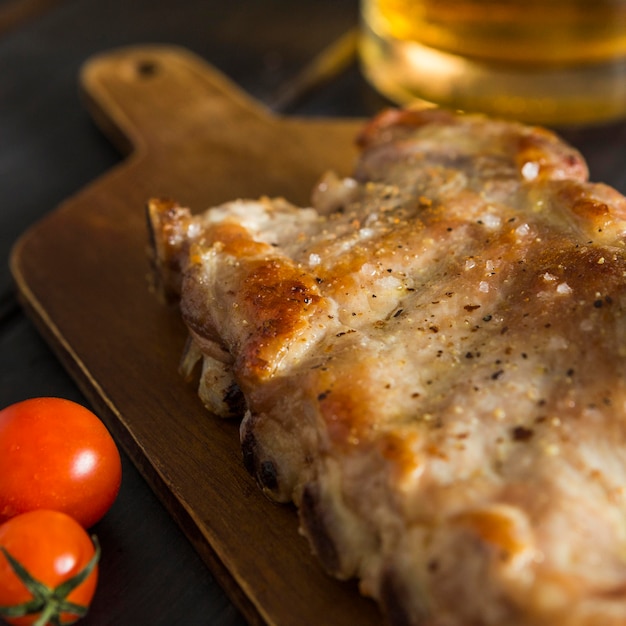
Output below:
[79,45,274,158]
[14,44,379,626]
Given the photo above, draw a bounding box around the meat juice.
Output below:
[359,0,626,125]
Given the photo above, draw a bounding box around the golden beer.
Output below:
[360,0,626,124]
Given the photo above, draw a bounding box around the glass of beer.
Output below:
[359,0,626,125]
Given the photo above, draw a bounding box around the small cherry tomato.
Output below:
[0,397,122,528]
[0,509,99,625]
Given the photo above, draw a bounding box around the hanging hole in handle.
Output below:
[136,59,160,78]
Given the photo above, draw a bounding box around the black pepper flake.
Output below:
[491,369,504,380]
[317,391,330,401]
[393,309,404,318]
[335,330,356,337]
[464,304,481,312]
[483,314,492,322]
[594,299,604,308]
[511,426,534,441]
[315,277,323,284]
[465,352,474,359]
[566,368,575,377]
[429,325,439,333]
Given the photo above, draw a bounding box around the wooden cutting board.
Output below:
[10,45,379,626]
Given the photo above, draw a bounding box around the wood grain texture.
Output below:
[10,45,378,626]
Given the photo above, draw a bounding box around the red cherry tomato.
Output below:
[0,509,99,625]
[0,397,122,528]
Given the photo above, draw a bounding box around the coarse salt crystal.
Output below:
[580,319,594,331]
[480,214,502,229]
[548,335,568,350]
[377,275,403,289]
[521,161,540,181]
[309,253,321,267]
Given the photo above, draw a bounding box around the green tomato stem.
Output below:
[0,535,100,625]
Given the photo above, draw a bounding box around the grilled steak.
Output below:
[148,108,626,626]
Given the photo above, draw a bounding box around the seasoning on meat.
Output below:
[148,108,626,626]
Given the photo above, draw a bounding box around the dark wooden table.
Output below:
[2,1,626,625]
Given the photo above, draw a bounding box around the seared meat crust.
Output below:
[148,109,626,626]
